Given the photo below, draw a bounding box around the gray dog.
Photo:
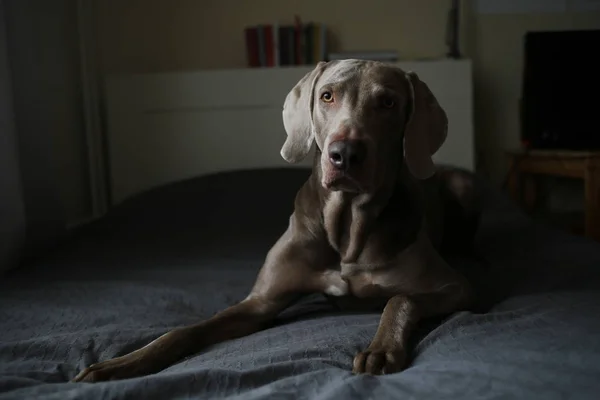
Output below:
[73,59,480,382]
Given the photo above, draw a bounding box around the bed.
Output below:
[1,166,600,399]
[2,60,600,399]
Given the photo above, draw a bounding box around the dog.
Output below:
[72,59,480,382]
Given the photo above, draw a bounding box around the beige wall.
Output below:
[93,0,599,187]
[95,0,453,74]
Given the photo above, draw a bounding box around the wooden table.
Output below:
[505,149,600,242]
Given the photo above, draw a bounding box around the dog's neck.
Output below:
[316,158,423,264]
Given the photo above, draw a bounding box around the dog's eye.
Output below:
[321,91,334,103]
[382,98,395,108]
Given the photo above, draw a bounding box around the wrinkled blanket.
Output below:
[1,168,600,400]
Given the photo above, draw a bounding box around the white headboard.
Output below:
[104,59,474,205]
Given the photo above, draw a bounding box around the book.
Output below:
[304,23,314,65]
[273,23,280,66]
[244,27,259,67]
[243,17,329,68]
[264,25,275,67]
[256,25,266,67]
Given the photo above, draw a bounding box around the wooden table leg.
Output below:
[584,165,600,243]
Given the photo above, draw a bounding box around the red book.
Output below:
[264,25,275,67]
[244,27,259,67]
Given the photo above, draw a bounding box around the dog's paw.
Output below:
[352,347,407,375]
[72,355,146,383]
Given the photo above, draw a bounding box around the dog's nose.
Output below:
[328,140,367,171]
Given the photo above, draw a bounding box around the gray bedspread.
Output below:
[1,167,600,399]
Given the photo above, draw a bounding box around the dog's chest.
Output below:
[322,192,355,258]
[321,266,398,299]
[322,191,397,265]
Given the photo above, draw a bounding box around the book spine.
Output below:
[244,27,259,67]
[256,25,266,67]
[273,22,280,66]
[286,26,296,66]
[320,24,327,62]
[313,24,321,62]
[304,23,313,65]
[278,25,288,66]
[264,25,275,67]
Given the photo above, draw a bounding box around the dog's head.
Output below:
[281,59,447,193]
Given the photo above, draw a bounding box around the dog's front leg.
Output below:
[71,294,295,383]
[352,294,415,375]
[72,211,337,383]
[352,275,472,375]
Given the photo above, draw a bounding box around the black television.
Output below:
[520,29,600,150]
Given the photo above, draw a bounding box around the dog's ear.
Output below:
[281,61,327,163]
[403,71,448,180]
